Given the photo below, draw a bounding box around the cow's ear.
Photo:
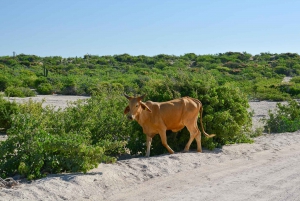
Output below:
[124,106,130,114]
[141,102,151,113]
[137,94,146,101]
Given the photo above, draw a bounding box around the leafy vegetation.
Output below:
[0,85,252,179]
[0,94,19,131]
[264,100,300,133]
[0,94,127,180]
[0,51,300,179]
[1,52,300,100]
[5,87,36,97]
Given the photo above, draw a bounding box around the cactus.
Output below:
[43,66,48,77]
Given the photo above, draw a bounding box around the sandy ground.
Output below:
[1,95,300,201]
[7,95,90,110]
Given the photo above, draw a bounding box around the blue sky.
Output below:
[1,0,299,57]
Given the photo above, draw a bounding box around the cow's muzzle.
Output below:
[127,115,133,120]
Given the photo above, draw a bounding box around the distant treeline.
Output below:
[0,52,300,100]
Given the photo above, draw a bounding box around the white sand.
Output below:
[1,96,300,201]
[7,95,90,110]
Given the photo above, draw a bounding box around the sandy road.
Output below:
[110,142,300,201]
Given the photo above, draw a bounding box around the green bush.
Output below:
[34,77,49,87]
[0,95,19,131]
[291,76,300,83]
[60,77,80,95]
[87,82,124,96]
[264,100,300,133]
[0,96,126,180]
[200,86,252,146]
[278,82,300,98]
[256,91,290,101]
[0,75,9,91]
[274,66,290,76]
[5,86,23,97]
[37,83,53,95]
[4,86,36,97]
[248,78,291,101]
[62,93,130,148]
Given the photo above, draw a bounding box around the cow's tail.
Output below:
[199,104,216,138]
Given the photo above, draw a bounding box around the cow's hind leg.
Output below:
[146,136,153,157]
[184,121,202,152]
[194,130,202,152]
[159,130,174,154]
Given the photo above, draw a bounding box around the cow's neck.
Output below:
[135,109,149,125]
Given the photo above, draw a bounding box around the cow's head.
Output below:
[124,94,151,120]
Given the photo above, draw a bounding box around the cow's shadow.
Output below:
[16,171,103,185]
[117,147,223,161]
[49,172,103,182]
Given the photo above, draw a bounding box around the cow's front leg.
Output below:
[159,131,174,154]
[146,135,152,157]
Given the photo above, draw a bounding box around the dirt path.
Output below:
[110,136,300,201]
[8,95,90,110]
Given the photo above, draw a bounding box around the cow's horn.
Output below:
[124,94,131,100]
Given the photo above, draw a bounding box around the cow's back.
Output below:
[145,97,200,131]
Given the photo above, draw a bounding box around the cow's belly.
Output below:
[142,122,185,136]
[171,126,185,132]
[169,124,185,132]
[163,115,184,128]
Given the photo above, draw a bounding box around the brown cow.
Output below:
[124,94,215,157]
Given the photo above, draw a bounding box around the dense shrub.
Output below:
[200,86,252,145]
[249,78,291,101]
[278,83,300,98]
[62,93,130,148]
[264,100,300,133]
[34,76,49,87]
[0,75,9,91]
[291,76,300,83]
[274,66,290,76]
[256,91,290,101]
[87,82,124,96]
[0,95,19,131]
[60,77,88,95]
[0,95,126,180]
[37,83,53,94]
[4,86,36,97]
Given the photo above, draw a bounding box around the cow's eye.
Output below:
[135,104,139,107]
